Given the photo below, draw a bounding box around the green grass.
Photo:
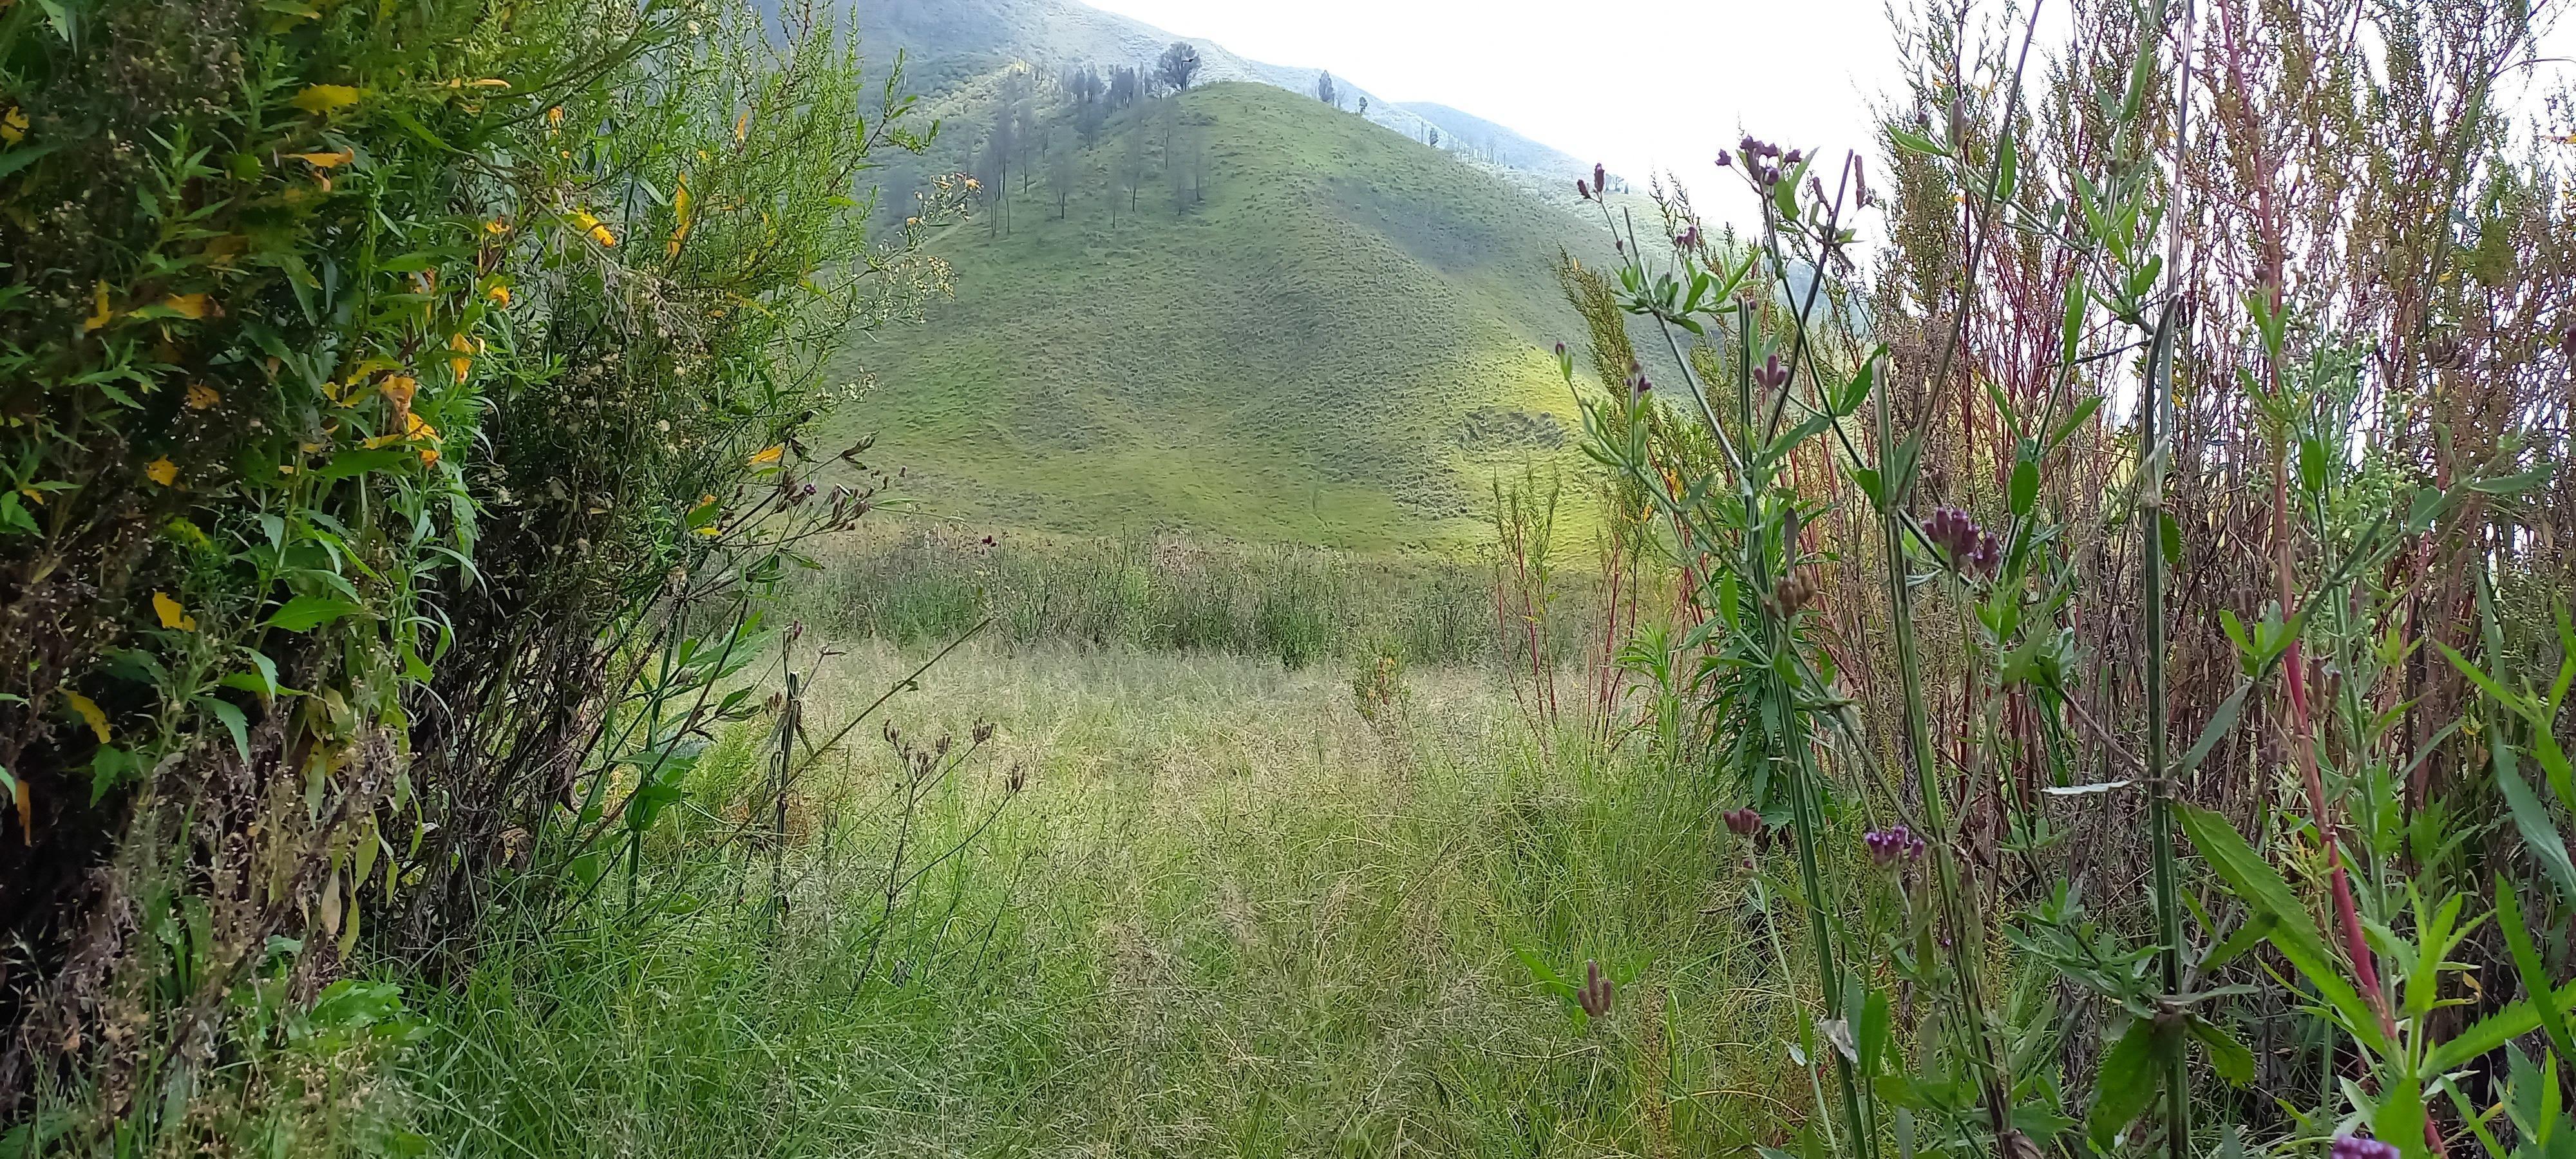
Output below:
[834,82,1609,550]
[398,641,1828,1156]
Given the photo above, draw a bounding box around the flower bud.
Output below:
[1593,162,1607,192]
[1576,178,1590,200]
[1715,149,1734,168]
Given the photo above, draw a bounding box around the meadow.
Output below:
[396,640,1814,1157]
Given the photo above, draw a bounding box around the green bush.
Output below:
[0,0,951,1141]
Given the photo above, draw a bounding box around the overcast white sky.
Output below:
[1086,0,1918,214]
[1091,0,2576,230]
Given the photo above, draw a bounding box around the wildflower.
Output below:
[151,591,198,632]
[488,283,511,307]
[1924,505,1999,577]
[2331,1137,2398,1159]
[963,176,980,191]
[1575,178,1591,200]
[547,106,565,128]
[1674,225,1701,251]
[1714,149,1733,168]
[66,693,110,743]
[1783,148,1803,165]
[290,84,361,115]
[485,218,509,235]
[1722,807,1762,836]
[1593,162,1607,193]
[1864,825,1926,865]
[1755,353,1790,390]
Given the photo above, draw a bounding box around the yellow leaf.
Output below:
[746,444,784,466]
[152,591,197,632]
[486,283,511,306]
[185,382,220,410]
[291,84,362,115]
[589,225,617,247]
[162,293,211,319]
[290,150,354,169]
[419,446,440,465]
[145,458,177,486]
[404,412,439,442]
[0,105,26,146]
[82,282,111,332]
[66,693,109,744]
[447,332,473,353]
[12,777,28,846]
[448,355,471,382]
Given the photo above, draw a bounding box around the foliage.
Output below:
[0,0,953,1140]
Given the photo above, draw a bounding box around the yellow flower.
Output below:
[484,218,509,235]
[0,105,26,146]
[151,591,198,632]
[964,177,980,191]
[291,84,362,115]
[82,282,111,332]
[746,444,784,467]
[145,458,177,486]
[547,106,565,127]
[162,293,211,319]
[185,382,220,410]
[419,446,441,466]
[66,692,110,744]
[291,150,355,169]
[487,283,511,306]
[589,225,617,247]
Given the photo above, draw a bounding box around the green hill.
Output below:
[833,82,1613,549]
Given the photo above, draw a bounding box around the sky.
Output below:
[1088,0,2576,231]
[1086,0,1909,216]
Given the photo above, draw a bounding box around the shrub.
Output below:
[0,0,952,1140]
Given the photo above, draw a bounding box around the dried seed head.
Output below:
[1723,807,1762,836]
[1578,959,1615,1017]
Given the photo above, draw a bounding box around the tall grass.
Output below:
[398,642,1819,1156]
[788,523,1519,666]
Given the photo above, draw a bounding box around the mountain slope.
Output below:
[842,0,1587,192]
[832,82,1609,549]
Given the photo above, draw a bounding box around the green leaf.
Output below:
[2497,874,2576,1068]
[200,698,251,763]
[2174,681,2251,781]
[309,449,417,480]
[2299,435,2330,496]
[2495,746,2576,912]
[2048,395,2103,451]
[0,493,35,536]
[1853,467,1885,511]
[264,596,366,632]
[1996,134,2019,202]
[2159,510,2183,569]
[2177,802,2385,1054]
[2087,1017,2164,1149]
[2187,1015,2255,1086]
[1888,127,1951,157]
[2469,466,2553,495]
[2060,268,2087,370]
[2009,458,2039,518]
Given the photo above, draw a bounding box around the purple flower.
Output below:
[1715,149,1734,168]
[1754,353,1791,390]
[1555,341,1567,358]
[1593,162,1607,193]
[1674,225,1701,251]
[2331,1136,2399,1159]
[1783,148,1803,165]
[1924,505,1999,578]
[1864,825,1926,865]
[1723,807,1762,836]
[1576,178,1591,201]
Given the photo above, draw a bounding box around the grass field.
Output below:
[399,641,1828,1156]
[833,82,1613,550]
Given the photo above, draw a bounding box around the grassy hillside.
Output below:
[833,82,1611,549]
